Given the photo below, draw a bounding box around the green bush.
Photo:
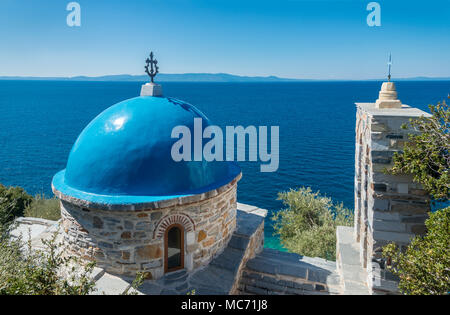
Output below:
[383,207,450,295]
[389,101,449,200]
[0,231,96,295]
[25,195,61,221]
[0,229,146,295]
[272,187,353,260]
[0,184,33,226]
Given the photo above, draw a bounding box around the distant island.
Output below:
[1,73,449,82]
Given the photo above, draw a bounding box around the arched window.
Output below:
[164,224,184,273]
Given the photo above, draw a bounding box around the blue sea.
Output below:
[0,80,449,249]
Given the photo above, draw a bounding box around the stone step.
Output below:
[261,249,337,273]
[228,234,250,250]
[336,226,370,295]
[93,273,134,295]
[209,247,246,273]
[239,248,344,295]
[241,270,320,294]
[239,268,341,295]
[163,268,187,281]
[246,253,336,284]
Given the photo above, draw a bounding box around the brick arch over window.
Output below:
[153,213,195,239]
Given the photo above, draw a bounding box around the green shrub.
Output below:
[389,101,449,200]
[0,184,33,226]
[25,195,61,221]
[272,187,353,260]
[0,231,96,295]
[383,100,449,295]
[383,207,450,295]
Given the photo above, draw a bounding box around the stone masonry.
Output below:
[353,82,432,294]
[55,174,241,279]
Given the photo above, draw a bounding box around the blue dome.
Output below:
[52,96,241,205]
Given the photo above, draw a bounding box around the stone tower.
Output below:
[353,81,431,294]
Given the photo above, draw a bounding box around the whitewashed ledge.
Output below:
[237,202,268,217]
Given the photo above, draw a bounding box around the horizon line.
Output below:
[0,73,450,82]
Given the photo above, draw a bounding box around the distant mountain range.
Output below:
[0,73,449,82]
[0,73,296,82]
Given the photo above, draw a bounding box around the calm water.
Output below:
[0,80,449,249]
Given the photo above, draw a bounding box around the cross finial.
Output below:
[387,53,392,82]
[145,51,159,83]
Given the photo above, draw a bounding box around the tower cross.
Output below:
[145,51,159,83]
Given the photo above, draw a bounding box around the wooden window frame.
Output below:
[164,223,185,273]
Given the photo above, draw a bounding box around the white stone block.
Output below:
[185,253,193,271]
[93,273,132,295]
[375,99,402,109]
[140,83,163,97]
[186,231,195,245]
[375,82,402,109]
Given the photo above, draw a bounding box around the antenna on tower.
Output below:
[387,53,392,82]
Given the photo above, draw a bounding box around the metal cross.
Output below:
[145,52,159,83]
[387,53,392,82]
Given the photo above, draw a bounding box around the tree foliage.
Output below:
[0,184,33,226]
[272,187,353,260]
[0,183,144,295]
[390,100,449,200]
[384,100,450,295]
[383,207,450,295]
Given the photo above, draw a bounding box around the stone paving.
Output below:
[10,217,58,243]
[238,248,342,295]
[336,226,371,295]
[336,226,398,295]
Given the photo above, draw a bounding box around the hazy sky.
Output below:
[0,0,449,79]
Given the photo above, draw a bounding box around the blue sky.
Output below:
[0,0,449,79]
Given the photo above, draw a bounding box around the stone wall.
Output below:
[354,102,431,294]
[90,205,267,295]
[238,249,341,295]
[58,176,240,279]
